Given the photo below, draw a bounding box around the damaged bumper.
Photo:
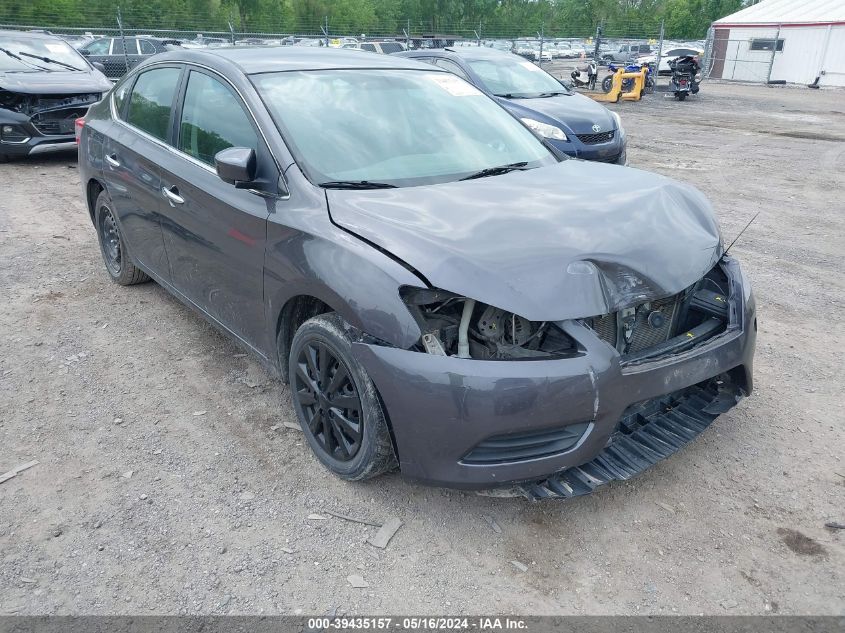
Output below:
[351,257,755,491]
[1,92,100,157]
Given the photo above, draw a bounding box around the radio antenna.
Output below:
[724,211,760,255]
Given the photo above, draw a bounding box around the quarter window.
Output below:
[139,39,156,55]
[126,67,182,141]
[360,43,376,52]
[434,58,470,81]
[178,71,258,165]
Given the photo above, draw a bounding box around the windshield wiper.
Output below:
[318,180,398,190]
[18,51,82,72]
[537,90,569,97]
[460,162,531,181]
[0,46,49,70]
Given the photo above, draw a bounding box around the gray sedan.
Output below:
[76,47,756,498]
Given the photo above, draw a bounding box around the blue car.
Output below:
[395,47,626,165]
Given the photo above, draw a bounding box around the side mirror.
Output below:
[80,49,91,56]
[214,147,256,188]
[92,61,106,73]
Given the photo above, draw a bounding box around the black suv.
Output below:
[79,36,179,79]
[0,30,112,160]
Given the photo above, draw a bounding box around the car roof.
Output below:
[399,47,516,62]
[0,29,66,41]
[152,46,435,74]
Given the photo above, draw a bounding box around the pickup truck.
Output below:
[601,43,652,63]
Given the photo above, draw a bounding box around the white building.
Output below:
[710,0,845,86]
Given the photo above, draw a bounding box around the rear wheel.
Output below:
[94,190,150,285]
[676,92,687,101]
[601,75,613,93]
[288,313,397,481]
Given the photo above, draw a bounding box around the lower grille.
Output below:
[31,107,89,136]
[577,130,615,144]
[517,374,744,500]
[593,153,622,164]
[462,421,590,464]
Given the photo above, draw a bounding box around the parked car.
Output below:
[77,47,755,497]
[602,42,652,63]
[638,47,704,75]
[530,46,553,63]
[79,36,181,79]
[0,30,112,161]
[396,48,627,164]
[358,41,407,54]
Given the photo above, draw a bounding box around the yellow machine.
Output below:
[587,67,648,103]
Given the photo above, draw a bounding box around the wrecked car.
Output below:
[1,30,111,161]
[77,48,756,499]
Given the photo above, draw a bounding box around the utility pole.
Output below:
[116,7,129,76]
[537,25,544,66]
[320,16,329,48]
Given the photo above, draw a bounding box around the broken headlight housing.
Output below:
[400,287,578,360]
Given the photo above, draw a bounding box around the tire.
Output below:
[288,313,397,481]
[94,190,150,285]
[0,154,8,164]
[601,75,613,93]
[677,92,687,101]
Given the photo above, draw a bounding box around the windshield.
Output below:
[252,69,554,187]
[0,35,86,72]
[465,55,568,98]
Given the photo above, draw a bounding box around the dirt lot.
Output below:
[1,81,843,616]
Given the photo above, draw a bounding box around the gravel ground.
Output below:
[0,80,843,616]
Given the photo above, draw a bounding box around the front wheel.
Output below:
[601,75,614,93]
[288,313,397,481]
[676,92,687,101]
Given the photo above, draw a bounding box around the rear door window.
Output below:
[360,43,376,52]
[380,42,403,54]
[177,70,258,165]
[126,66,182,142]
[434,58,471,81]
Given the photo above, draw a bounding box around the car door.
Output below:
[102,65,183,282]
[157,67,277,350]
[112,37,143,75]
[80,37,111,75]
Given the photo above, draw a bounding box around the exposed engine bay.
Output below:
[0,90,101,136]
[402,263,731,361]
[402,288,578,360]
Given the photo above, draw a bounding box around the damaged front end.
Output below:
[350,255,755,491]
[0,89,101,155]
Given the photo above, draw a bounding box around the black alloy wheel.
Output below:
[294,340,363,462]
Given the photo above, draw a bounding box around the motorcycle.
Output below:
[669,55,701,101]
[602,61,654,94]
[569,60,598,90]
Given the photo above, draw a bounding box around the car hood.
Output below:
[0,69,112,94]
[326,161,723,322]
[498,92,616,135]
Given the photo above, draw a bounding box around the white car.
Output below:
[532,47,553,62]
[639,47,703,74]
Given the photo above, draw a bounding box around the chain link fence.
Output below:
[0,8,680,80]
[702,26,783,84]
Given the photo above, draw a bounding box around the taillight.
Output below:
[74,117,85,144]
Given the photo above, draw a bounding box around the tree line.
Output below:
[0,0,746,40]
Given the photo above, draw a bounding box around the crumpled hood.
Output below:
[326,161,723,321]
[0,69,112,94]
[499,92,616,135]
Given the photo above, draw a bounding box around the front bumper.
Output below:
[0,133,77,157]
[352,257,755,490]
[548,133,627,164]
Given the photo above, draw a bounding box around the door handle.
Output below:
[161,185,185,205]
[105,153,120,168]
